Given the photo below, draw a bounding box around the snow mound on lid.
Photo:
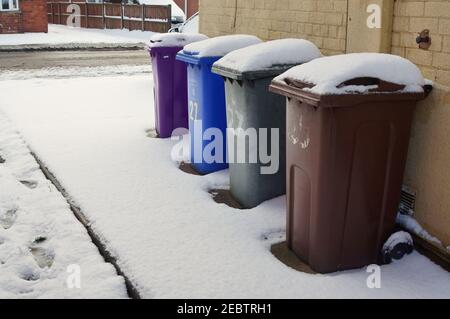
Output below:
[275,53,425,95]
[149,33,208,48]
[183,34,262,57]
[214,39,322,73]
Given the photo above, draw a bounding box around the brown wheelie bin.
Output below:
[270,54,431,273]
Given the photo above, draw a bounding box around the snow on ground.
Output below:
[0,113,127,299]
[0,24,156,47]
[0,67,449,298]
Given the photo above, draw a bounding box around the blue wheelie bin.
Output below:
[176,35,262,174]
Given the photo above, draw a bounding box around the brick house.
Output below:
[0,0,48,34]
[199,0,450,252]
[173,0,199,19]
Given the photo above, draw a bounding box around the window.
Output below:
[1,0,19,11]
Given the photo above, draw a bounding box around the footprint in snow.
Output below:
[0,155,5,164]
[262,230,286,243]
[0,237,6,265]
[19,288,34,295]
[30,248,54,269]
[0,207,17,230]
[33,236,47,244]
[20,180,38,189]
[30,237,55,269]
[19,268,40,282]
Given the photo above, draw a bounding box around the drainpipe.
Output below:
[185,0,188,19]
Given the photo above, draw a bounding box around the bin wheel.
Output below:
[382,231,414,264]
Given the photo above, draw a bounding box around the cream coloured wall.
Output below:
[199,0,450,247]
[199,0,348,55]
[392,0,450,247]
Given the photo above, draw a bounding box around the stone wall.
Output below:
[391,0,450,246]
[199,0,450,247]
[199,0,348,55]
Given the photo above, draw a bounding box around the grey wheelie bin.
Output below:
[212,39,321,208]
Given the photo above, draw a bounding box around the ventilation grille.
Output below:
[399,186,417,216]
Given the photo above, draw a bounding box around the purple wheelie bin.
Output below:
[148,33,208,138]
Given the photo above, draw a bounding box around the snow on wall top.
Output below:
[183,35,262,58]
[213,39,322,73]
[274,53,426,95]
[149,33,208,48]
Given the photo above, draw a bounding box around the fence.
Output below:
[47,2,172,33]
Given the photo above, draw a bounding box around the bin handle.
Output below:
[283,77,405,92]
[336,77,406,92]
[284,76,432,95]
[424,84,433,97]
[283,78,315,90]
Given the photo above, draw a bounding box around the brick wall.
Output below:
[173,0,199,18]
[0,0,47,34]
[0,12,23,34]
[199,0,348,55]
[22,0,48,33]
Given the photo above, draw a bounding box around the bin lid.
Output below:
[212,39,322,81]
[181,35,262,59]
[270,53,431,107]
[148,33,208,49]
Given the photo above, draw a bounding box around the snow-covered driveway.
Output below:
[0,67,449,298]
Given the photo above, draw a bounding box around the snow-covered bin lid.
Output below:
[182,35,262,58]
[212,39,322,80]
[273,53,427,95]
[148,33,208,49]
